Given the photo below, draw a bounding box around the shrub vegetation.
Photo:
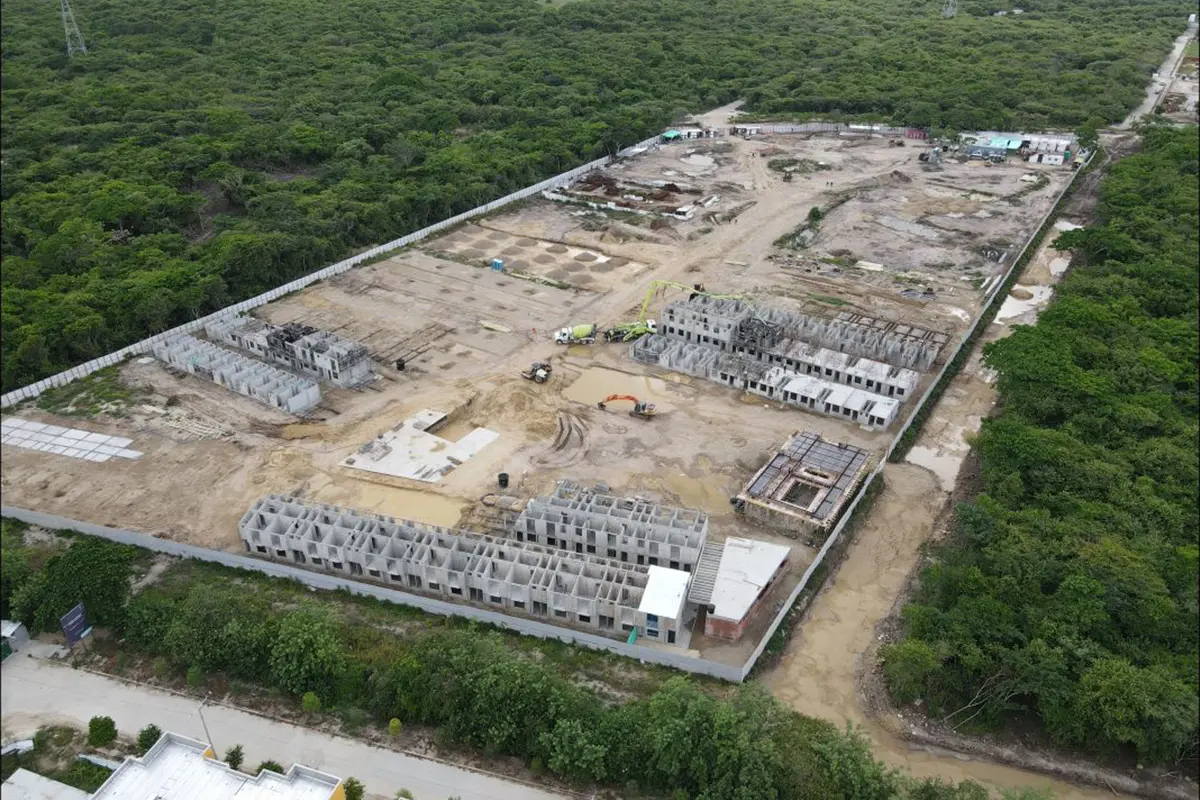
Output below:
[0,0,1190,390]
[882,124,1199,767]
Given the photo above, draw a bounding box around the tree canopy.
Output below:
[882,124,1199,767]
[1,0,1190,390]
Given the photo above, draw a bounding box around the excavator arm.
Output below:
[597,394,657,417]
[597,394,641,408]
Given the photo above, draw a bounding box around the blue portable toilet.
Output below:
[491,258,504,271]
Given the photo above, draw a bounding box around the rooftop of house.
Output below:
[2,768,89,800]
[708,538,791,623]
[91,733,341,800]
[638,565,692,620]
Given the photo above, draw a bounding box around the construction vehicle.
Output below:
[520,362,552,383]
[917,147,942,167]
[554,323,598,345]
[604,319,657,343]
[605,281,748,342]
[597,395,657,418]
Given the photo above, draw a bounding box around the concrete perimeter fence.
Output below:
[741,122,913,136]
[0,135,661,410]
[1,130,1091,684]
[0,505,744,681]
[735,149,1096,680]
[0,120,919,409]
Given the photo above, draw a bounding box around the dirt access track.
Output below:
[764,139,1196,800]
[4,106,1075,677]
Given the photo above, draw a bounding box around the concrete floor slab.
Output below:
[341,411,499,483]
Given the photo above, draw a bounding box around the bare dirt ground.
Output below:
[761,156,1197,798]
[2,107,1075,669]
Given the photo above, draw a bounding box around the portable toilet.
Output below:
[491,258,504,272]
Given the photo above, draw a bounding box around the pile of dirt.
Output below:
[468,379,560,439]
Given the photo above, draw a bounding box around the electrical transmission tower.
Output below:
[60,0,87,57]
[941,0,958,17]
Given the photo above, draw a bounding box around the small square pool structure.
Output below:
[734,430,870,537]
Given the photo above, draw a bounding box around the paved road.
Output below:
[1118,22,1198,128]
[0,648,569,800]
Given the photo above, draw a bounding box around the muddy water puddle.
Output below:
[561,366,679,411]
[904,445,967,492]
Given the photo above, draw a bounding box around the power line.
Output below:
[60,0,87,57]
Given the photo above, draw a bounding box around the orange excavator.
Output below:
[597,394,657,418]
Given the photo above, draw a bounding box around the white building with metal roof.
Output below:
[702,538,791,640]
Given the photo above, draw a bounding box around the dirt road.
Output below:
[1118,22,1197,129]
[762,223,1132,799]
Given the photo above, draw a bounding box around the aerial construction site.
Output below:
[0,113,1077,669]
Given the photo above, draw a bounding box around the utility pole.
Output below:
[941,0,958,17]
[60,0,87,57]
[198,693,217,756]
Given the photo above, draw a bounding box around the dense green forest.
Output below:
[0,521,1051,800]
[882,124,1199,768]
[0,0,1189,390]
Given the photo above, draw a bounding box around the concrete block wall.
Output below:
[662,296,944,371]
[631,336,900,429]
[206,316,373,388]
[514,481,708,571]
[293,330,372,387]
[152,335,321,415]
[239,494,686,642]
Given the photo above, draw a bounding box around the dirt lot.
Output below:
[760,156,1198,798]
[1,112,1075,666]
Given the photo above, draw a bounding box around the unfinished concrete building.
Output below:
[734,431,870,536]
[661,295,944,372]
[206,315,372,388]
[514,481,708,572]
[631,336,901,429]
[152,335,320,414]
[240,494,695,646]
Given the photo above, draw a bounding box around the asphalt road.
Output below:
[0,647,570,800]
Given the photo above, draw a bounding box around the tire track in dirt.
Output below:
[760,212,1147,797]
[763,459,1130,798]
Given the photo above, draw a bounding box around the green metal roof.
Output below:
[990,137,1023,149]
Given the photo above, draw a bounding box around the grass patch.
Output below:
[1,726,119,792]
[134,553,695,701]
[34,365,144,418]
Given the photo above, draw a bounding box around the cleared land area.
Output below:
[2,123,1074,673]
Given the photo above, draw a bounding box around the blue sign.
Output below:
[60,603,92,647]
